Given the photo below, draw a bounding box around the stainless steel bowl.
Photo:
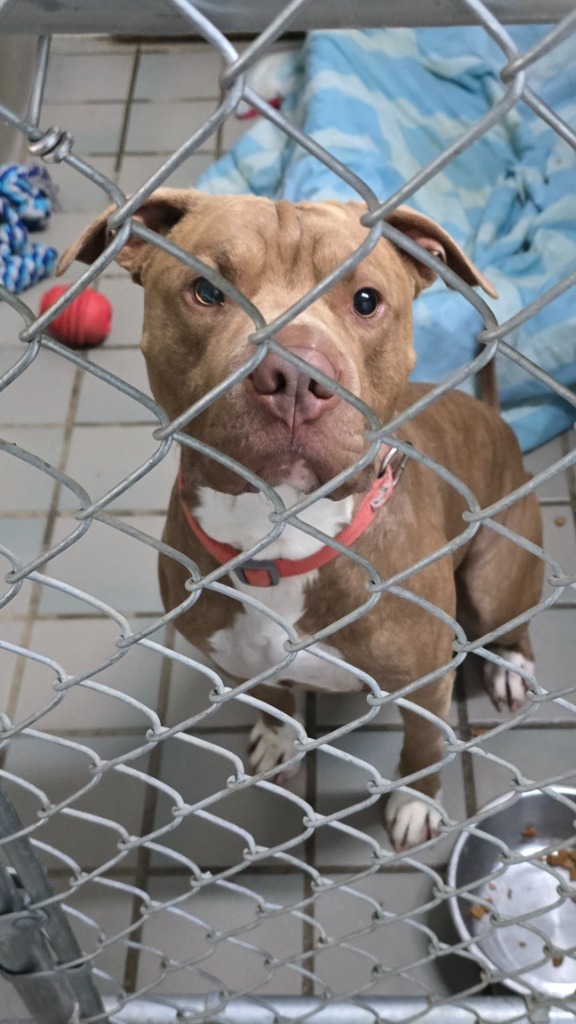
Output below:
[448,786,576,997]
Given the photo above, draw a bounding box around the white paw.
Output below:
[483,649,533,712]
[385,789,444,851]
[247,716,303,782]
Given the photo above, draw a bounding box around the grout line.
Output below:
[103,148,217,158]
[114,46,142,177]
[122,622,175,993]
[43,860,428,883]
[1,717,575,741]
[122,96,224,106]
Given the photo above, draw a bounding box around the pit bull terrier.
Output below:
[59,189,543,850]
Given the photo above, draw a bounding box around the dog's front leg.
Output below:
[385,671,454,851]
[247,683,303,782]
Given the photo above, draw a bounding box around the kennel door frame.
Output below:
[0,0,574,35]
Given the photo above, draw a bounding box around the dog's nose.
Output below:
[249,347,338,425]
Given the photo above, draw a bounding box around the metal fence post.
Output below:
[0,786,108,1023]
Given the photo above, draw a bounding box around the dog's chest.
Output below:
[193,486,365,691]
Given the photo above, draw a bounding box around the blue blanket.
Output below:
[198,27,576,452]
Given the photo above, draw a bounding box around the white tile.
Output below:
[542,505,576,605]
[40,103,125,156]
[524,435,570,502]
[530,607,576,718]
[48,156,118,213]
[38,514,165,616]
[0,620,26,716]
[134,49,222,101]
[59,424,178,513]
[472,727,576,808]
[0,575,35,624]
[118,152,216,194]
[76,348,155,423]
[311,871,481,997]
[0,426,65,512]
[165,630,259,731]
[14,617,165,732]
[3,733,152,871]
[314,729,466,869]
[137,872,305,997]
[0,519,50,605]
[125,100,219,154]
[51,36,136,56]
[151,729,308,870]
[0,310,30,350]
[60,878,135,998]
[44,53,134,104]
[0,344,76,426]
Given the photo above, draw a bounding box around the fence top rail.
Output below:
[0,0,574,35]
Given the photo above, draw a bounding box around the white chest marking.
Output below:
[193,486,364,691]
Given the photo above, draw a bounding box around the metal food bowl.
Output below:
[448,786,576,997]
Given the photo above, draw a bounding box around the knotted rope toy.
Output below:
[0,163,58,292]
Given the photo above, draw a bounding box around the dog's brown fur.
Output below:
[59,190,543,849]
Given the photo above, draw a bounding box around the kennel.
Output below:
[0,1,575,1022]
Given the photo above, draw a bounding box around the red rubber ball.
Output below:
[39,285,112,348]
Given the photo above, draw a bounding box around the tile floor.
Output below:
[0,31,575,1023]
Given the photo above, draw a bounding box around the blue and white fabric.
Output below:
[0,163,57,293]
[198,27,576,452]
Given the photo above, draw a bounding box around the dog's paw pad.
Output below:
[483,649,533,712]
[385,790,443,851]
[248,717,302,781]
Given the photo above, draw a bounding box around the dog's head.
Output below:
[59,189,495,496]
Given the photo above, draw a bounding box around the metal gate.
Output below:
[0,1,575,1022]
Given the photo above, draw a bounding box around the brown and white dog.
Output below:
[59,189,543,850]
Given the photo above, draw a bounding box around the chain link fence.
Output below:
[0,1,576,1022]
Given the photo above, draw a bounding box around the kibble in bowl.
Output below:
[448,787,576,996]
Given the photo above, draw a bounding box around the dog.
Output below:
[58,189,544,850]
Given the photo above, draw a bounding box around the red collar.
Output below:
[178,449,406,587]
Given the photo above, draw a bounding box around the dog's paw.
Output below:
[247,716,303,782]
[483,649,533,712]
[385,790,443,851]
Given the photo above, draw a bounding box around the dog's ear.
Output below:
[57,188,197,284]
[387,205,498,299]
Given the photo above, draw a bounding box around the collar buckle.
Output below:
[371,444,410,510]
[234,559,281,587]
[378,443,411,484]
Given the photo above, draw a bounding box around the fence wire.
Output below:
[0,1,575,1023]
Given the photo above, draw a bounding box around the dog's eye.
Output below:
[192,277,225,306]
[353,288,381,318]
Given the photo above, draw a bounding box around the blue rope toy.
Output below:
[0,163,58,293]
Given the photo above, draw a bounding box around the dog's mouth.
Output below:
[182,429,375,499]
[249,452,322,493]
[240,430,376,498]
